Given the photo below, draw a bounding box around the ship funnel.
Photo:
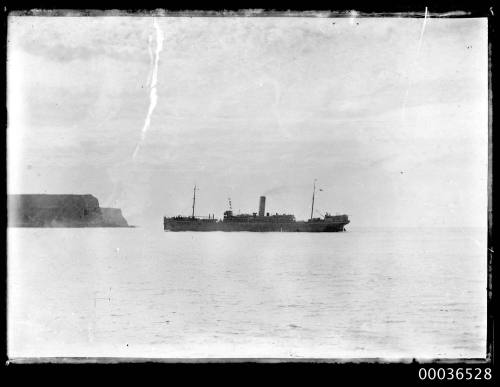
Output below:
[259,196,266,216]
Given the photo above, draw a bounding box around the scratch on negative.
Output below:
[132,18,164,160]
[401,7,428,121]
[146,33,154,87]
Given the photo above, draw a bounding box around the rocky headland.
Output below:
[8,194,131,227]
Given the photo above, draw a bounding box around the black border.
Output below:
[1,1,497,383]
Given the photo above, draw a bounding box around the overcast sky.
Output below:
[7,16,488,227]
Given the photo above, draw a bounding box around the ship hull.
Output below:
[164,220,349,232]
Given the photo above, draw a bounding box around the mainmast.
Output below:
[192,185,197,219]
[310,179,317,220]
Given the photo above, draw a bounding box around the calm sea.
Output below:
[7,226,487,359]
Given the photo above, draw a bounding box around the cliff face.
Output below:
[100,207,129,227]
[8,194,130,227]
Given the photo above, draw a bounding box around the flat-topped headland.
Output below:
[8,194,131,227]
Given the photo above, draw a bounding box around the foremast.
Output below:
[192,185,197,219]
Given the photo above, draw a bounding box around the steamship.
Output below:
[163,181,350,232]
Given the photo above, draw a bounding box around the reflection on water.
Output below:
[8,227,487,359]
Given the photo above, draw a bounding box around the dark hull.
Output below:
[164,220,349,232]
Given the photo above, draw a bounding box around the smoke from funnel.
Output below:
[262,185,291,196]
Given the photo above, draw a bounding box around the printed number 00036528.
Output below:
[418,368,492,380]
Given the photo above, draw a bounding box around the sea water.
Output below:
[7,226,487,359]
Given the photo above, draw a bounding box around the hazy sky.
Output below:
[7,16,488,227]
